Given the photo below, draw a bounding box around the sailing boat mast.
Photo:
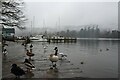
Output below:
[31,21,32,36]
[33,16,35,35]
[30,16,35,36]
[57,17,60,36]
[58,16,60,31]
[43,19,47,37]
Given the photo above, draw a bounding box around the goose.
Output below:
[49,47,59,69]
[11,64,25,78]
[54,47,58,56]
[49,54,59,69]
[24,59,35,72]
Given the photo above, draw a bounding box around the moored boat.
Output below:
[30,35,47,42]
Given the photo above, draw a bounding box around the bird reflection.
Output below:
[45,68,59,78]
[24,71,34,78]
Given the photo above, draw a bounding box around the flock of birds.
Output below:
[10,43,68,78]
[3,42,110,78]
[99,48,109,52]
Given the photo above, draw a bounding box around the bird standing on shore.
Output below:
[49,54,59,69]
[26,50,34,60]
[24,59,35,72]
[11,64,25,78]
[49,47,59,69]
[30,44,33,53]
[3,49,8,56]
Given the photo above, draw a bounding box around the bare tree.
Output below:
[0,0,27,29]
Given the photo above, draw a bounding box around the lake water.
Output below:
[2,38,119,78]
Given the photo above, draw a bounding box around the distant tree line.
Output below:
[56,26,120,38]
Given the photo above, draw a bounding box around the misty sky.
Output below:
[24,1,118,30]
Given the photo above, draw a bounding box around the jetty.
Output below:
[47,36,77,43]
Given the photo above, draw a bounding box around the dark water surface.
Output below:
[2,39,119,78]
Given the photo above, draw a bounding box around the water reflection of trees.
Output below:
[78,40,119,50]
[78,40,99,48]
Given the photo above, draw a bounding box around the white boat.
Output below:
[30,35,48,42]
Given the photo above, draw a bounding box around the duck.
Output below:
[100,49,102,52]
[30,44,33,49]
[24,59,35,72]
[3,49,8,56]
[26,50,34,60]
[80,62,84,64]
[11,64,25,78]
[106,48,109,51]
